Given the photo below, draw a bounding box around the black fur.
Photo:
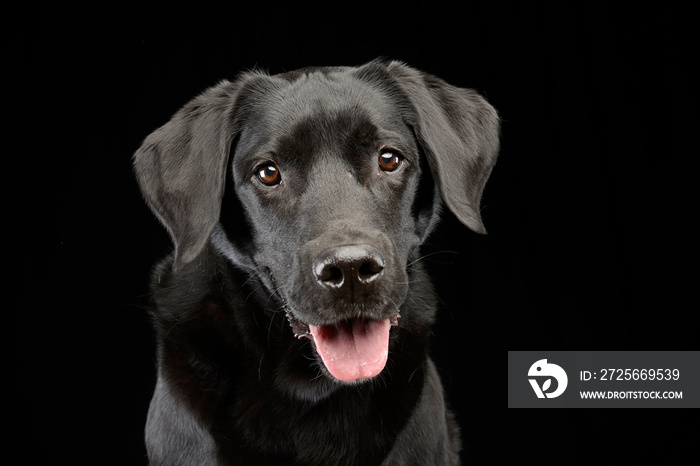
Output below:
[134,59,499,465]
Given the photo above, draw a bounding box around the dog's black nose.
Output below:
[313,245,385,298]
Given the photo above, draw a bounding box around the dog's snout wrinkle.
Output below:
[313,245,385,298]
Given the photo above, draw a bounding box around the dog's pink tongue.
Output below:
[309,319,390,382]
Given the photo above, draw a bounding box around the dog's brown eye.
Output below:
[257,164,281,186]
[378,150,403,172]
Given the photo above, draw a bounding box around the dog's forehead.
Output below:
[259,70,401,130]
[237,69,410,156]
[281,69,385,110]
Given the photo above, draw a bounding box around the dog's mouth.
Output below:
[286,310,400,382]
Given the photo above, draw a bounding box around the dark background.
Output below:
[10,1,697,464]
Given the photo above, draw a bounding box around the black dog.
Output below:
[134,59,499,465]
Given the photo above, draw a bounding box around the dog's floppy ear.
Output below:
[388,61,500,234]
[133,81,240,271]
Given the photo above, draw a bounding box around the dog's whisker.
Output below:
[408,295,434,312]
[266,308,278,345]
[243,287,259,303]
[406,250,459,268]
[258,354,265,382]
[387,297,402,315]
[395,278,426,287]
[407,361,426,384]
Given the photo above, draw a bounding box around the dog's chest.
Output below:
[222,388,408,465]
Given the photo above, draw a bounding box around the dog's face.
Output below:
[134,60,499,386]
[221,71,424,381]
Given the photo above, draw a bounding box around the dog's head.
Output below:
[134,60,499,384]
